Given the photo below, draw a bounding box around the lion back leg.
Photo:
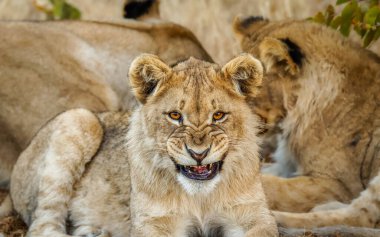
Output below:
[262,174,353,212]
[274,170,380,228]
[10,109,103,237]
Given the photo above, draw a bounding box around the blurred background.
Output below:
[1,0,378,64]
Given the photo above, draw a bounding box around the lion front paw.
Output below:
[79,230,110,237]
[74,226,110,237]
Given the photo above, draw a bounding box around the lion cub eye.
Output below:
[213,111,226,121]
[168,112,182,121]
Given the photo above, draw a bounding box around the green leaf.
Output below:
[352,6,365,36]
[339,1,358,36]
[374,27,380,41]
[49,0,81,20]
[311,0,380,46]
[51,0,65,19]
[363,29,375,47]
[313,12,326,24]
[62,3,81,19]
[354,24,367,37]
[352,4,363,22]
[339,21,351,36]
[326,5,336,25]
[369,0,379,7]
[330,15,342,29]
[336,0,350,5]
[364,6,380,26]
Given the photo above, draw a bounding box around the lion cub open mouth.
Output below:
[177,161,223,181]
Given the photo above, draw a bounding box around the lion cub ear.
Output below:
[233,15,268,42]
[222,53,263,98]
[129,54,172,104]
[259,37,303,77]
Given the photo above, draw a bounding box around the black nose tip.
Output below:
[186,147,209,162]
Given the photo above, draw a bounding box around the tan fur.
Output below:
[0,19,211,187]
[8,0,380,64]
[234,18,380,227]
[274,171,380,228]
[6,54,277,236]
[3,0,380,61]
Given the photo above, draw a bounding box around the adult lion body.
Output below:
[4,54,277,236]
[234,18,380,227]
[0,19,211,186]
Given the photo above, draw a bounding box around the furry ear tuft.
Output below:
[124,0,159,19]
[259,37,303,76]
[222,54,263,98]
[129,54,172,104]
[233,15,268,41]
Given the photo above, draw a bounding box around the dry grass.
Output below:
[0,216,27,237]
[0,190,27,237]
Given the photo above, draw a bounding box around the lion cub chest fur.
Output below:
[9,54,278,237]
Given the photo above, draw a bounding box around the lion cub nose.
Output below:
[186,147,210,162]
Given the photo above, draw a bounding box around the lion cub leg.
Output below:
[262,175,352,212]
[11,109,103,237]
[274,171,380,228]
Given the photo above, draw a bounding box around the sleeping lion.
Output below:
[0,19,211,187]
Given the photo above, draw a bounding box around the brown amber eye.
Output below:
[213,112,225,121]
[168,112,182,121]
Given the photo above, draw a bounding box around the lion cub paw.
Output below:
[74,227,110,237]
[80,232,109,237]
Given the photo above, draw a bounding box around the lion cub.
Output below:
[234,17,380,228]
[4,54,278,237]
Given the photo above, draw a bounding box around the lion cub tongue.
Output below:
[191,165,208,174]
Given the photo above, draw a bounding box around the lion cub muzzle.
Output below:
[186,145,210,162]
[169,126,227,182]
[178,145,221,181]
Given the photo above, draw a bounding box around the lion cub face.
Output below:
[233,17,308,130]
[129,54,263,194]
